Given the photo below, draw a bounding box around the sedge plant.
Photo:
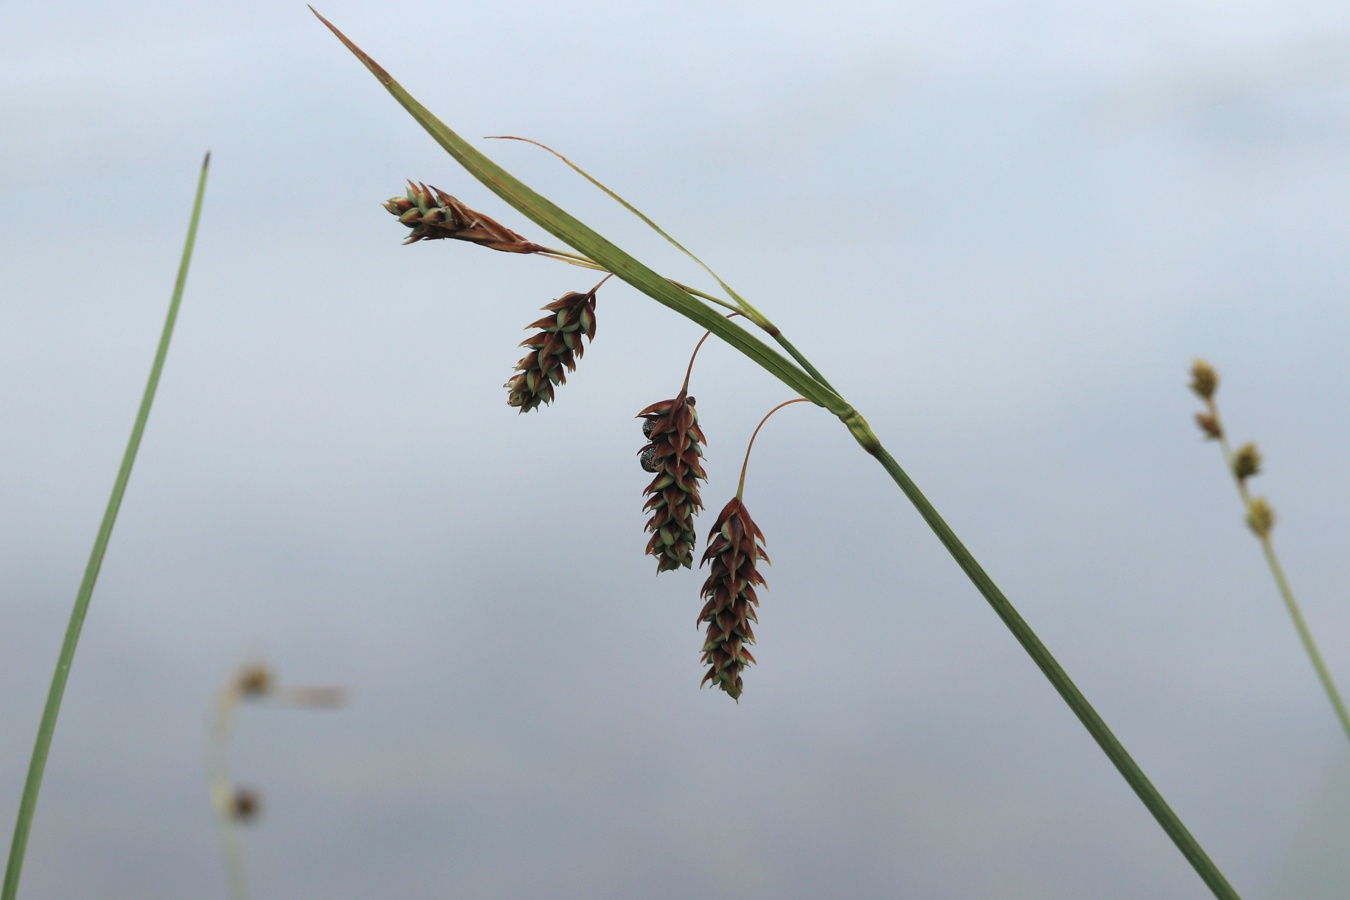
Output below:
[3,154,210,900]
[313,9,1241,897]
[1189,359,1350,746]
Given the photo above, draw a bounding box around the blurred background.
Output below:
[4,1,1350,897]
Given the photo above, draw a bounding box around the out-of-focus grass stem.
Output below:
[2,154,209,900]
[1207,401,1350,746]
[210,679,251,900]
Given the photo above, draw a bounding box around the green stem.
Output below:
[1259,536,1350,740]
[861,435,1239,899]
[1216,431,1350,745]
[2,153,210,900]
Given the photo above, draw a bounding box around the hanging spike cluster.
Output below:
[384,181,543,253]
[505,287,599,412]
[697,498,768,700]
[638,394,707,572]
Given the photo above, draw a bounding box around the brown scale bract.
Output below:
[697,497,768,700]
[385,182,543,253]
[505,289,598,412]
[638,393,706,572]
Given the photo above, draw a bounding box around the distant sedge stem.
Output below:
[1258,534,1350,742]
[2,153,210,900]
[312,14,1238,896]
[1211,416,1350,745]
[209,682,251,900]
[865,442,1239,899]
[737,399,810,499]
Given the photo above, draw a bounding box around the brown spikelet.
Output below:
[697,497,769,700]
[1194,411,1223,440]
[385,182,544,253]
[505,288,598,412]
[638,394,706,571]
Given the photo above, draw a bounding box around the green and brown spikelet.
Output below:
[638,393,706,571]
[697,498,768,700]
[504,288,599,412]
[385,181,543,253]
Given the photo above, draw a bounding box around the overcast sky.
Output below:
[4,2,1350,898]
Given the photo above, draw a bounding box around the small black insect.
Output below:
[640,396,695,439]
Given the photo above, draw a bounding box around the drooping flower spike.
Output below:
[698,398,809,700]
[638,393,706,571]
[385,181,544,253]
[697,497,766,699]
[505,276,609,413]
[637,323,735,572]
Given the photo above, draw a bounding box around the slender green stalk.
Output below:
[2,153,210,900]
[1215,431,1350,744]
[868,445,1238,898]
[312,13,1239,896]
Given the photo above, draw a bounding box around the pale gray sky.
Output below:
[4,2,1350,897]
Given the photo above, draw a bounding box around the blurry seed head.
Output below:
[1195,411,1223,440]
[1190,359,1219,401]
[1247,497,1276,538]
[237,664,274,698]
[231,787,262,823]
[1233,442,1262,481]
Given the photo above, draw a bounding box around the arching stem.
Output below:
[737,398,811,499]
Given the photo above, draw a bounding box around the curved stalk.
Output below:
[3,153,210,900]
[737,398,811,498]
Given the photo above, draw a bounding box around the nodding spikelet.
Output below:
[697,498,768,700]
[505,287,599,412]
[385,182,543,253]
[638,394,706,571]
